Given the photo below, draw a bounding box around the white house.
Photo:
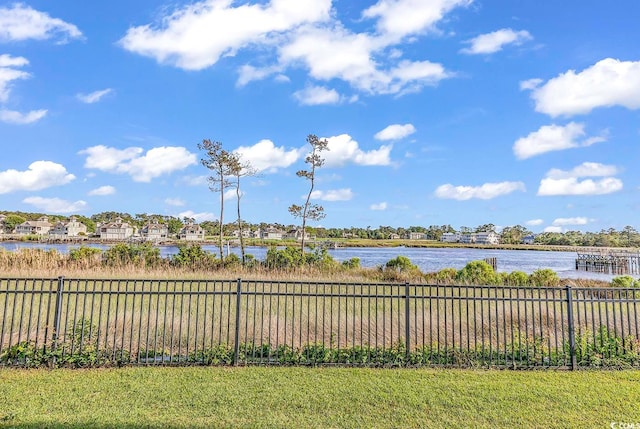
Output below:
[408,232,426,240]
[258,227,284,240]
[98,217,135,240]
[474,231,500,245]
[441,233,460,243]
[284,228,310,241]
[523,235,536,245]
[141,221,169,241]
[49,216,87,237]
[180,221,205,241]
[14,216,52,235]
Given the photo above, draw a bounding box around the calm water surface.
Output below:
[0,241,616,281]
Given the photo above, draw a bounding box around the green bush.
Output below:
[171,244,218,269]
[433,267,457,284]
[342,257,361,269]
[611,275,636,288]
[455,260,498,285]
[504,270,529,286]
[528,268,560,287]
[385,256,418,273]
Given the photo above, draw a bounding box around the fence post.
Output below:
[233,278,242,366]
[51,276,65,364]
[405,282,411,366]
[565,285,577,370]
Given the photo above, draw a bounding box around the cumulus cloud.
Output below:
[0,161,75,194]
[461,28,532,55]
[537,162,623,196]
[374,123,416,141]
[293,85,342,105]
[0,109,47,124]
[370,202,388,210]
[434,181,526,200]
[79,145,197,182]
[119,0,461,97]
[513,122,606,160]
[552,217,590,226]
[528,58,640,117]
[519,78,542,91]
[526,219,544,226]
[76,88,113,104]
[310,188,354,201]
[543,226,563,233]
[119,0,332,70]
[0,54,30,102]
[362,0,472,39]
[22,196,87,214]
[0,3,82,42]
[322,134,392,167]
[88,185,116,196]
[178,210,216,222]
[233,139,302,172]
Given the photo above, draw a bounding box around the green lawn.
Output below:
[1,367,639,428]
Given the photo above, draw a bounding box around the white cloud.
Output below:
[280,25,452,95]
[76,88,113,104]
[370,202,388,210]
[0,3,82,42]
[88,185,116,196]
[460,28,532,55]
[526,219,544,226]
[552,217,590,226]
[0,161,75,194]
[374,123,416,141]
[233,139,302,172]
[120,1,459,97]
[119,0,331,70]
[543,226,563,233]
[165,197,185,206]
[178,210,216,222]
[538,177,623,196]
[293,85,341,105]
[537,163,623,196]
[0,54,29,67]
[362,0,472,39]
[79,145,197,182]
[434,181,526,200]
[322,134,392,167]
[223,189,244,201]
[513,122,606,160]
[0,55,30,102]
[23,196,87,214]
[519,78,542,91]
[545,162,620,180]
[310,188,354,201]
[0,109,47,124]
[529,58,640,117]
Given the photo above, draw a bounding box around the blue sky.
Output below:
[0,0,638,232]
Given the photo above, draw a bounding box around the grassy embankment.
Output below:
[0,367,639,428]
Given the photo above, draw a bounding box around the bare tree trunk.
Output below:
[218,170,224,262]
[236,177,245,266]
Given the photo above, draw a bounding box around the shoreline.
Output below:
[1,236,638,254]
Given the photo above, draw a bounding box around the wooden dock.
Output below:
[575,250,640,275]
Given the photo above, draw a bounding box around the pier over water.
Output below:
[576,249,640,275]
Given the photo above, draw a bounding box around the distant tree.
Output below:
[166,218,183,235]
[199,139,237,261]
[229,153,258,266]
[3,214,26,232]
[288,134,329,257]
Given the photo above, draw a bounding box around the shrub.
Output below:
[455,260,498,285]
[342,257,361,269]
[433,268,457,284]
[504,270,529,286]
[528,268,560,287]
[385,256,418,273]
[611,275,636,288]
[171,244,218,269]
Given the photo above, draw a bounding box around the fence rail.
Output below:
[1,277,639,368]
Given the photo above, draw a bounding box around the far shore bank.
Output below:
[2,235,639,254]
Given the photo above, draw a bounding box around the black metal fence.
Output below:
[1,277,639,368]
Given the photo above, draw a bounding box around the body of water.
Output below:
[0,241,617,281]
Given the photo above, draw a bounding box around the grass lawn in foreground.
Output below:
[1,367,639,428]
